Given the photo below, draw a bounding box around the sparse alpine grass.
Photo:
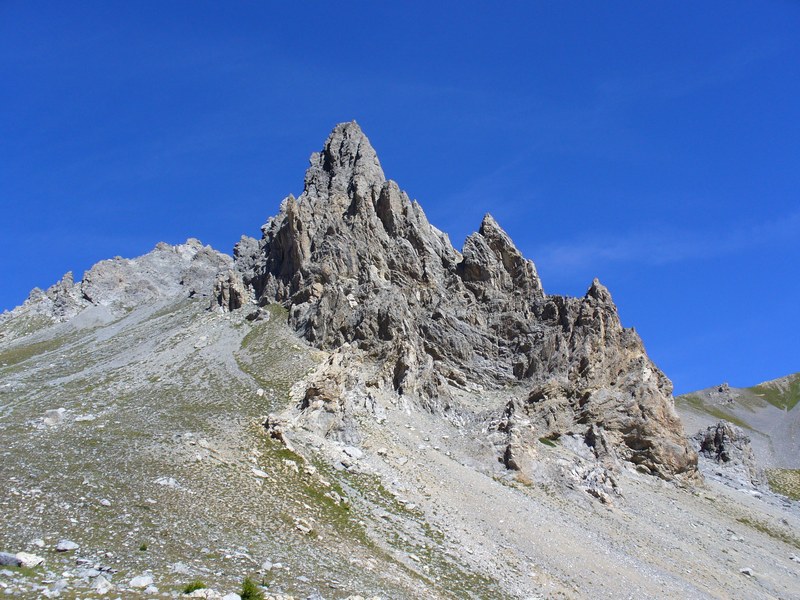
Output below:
[736,516,800,549]
[749,374,800,411]
[240,576,265,600]
[766,469,800,500]
[677,393,752,429]
[182,580,207,594]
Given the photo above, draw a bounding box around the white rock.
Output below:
[251,468,269,479]
[222,594,241,600]
[188,589,223,598]
[99,498,111,507]
[43,408,66,427]
[154,476,181,489]
[15,552,44,568]
[295,518,314,534]
[93,575,114,595]
[129,574,154,588]
[343,445,363,459]
[56,539,79,552]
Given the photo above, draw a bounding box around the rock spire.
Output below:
[229,122,697,479]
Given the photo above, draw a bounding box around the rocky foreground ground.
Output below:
[1,276,798,599]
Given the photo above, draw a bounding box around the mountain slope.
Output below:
[676,373,800,470]
[1,124,799,599]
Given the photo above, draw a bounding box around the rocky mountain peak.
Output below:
[586,277,612,303]
[226,123,697,479]
[303,120,386,208]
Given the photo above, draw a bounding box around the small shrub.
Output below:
[240,576,265,600]
[182,580,207,594]
[138,543,148,552]
[538,436,557,448]
[514,472,533,486]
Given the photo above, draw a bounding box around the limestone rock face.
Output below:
[81,239,230,309]
[693,422,764,487]
[233,121,697,479]
[211,269,252,313]
[11,239,231,323]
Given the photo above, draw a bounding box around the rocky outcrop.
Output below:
[496,279,697,479]
[211,269,252,313]
[81,239,230,308]
[693,422,764,487]
[232,121,697,479]
[11,239,231,323]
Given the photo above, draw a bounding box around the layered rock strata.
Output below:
[229,121,697,479]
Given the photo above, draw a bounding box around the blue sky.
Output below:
[1,2,798,393]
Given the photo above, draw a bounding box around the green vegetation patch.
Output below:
[240,576,265,600]
[736,516,800,549]
[766,469,800,500]
[0,313,53,340]
[677,394,751,429]
[0,336,69,367]
[342,470,504,599]
[748,374,800,411]
[182,580,206,594]
[235,304,316,406]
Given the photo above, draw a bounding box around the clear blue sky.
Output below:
[1,2,798,394]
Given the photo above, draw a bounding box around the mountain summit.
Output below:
[220,122,696,480]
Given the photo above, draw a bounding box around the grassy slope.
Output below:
[748,373,800,411]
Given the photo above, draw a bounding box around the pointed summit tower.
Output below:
[227,123,697,480]
[303,121,385,205]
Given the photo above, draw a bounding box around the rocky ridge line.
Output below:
[223,121,697,480]
[5,239,231,327]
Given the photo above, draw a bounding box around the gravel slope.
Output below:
[1,298,799,599]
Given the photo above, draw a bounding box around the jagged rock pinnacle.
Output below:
[228,122,697,480]
[303,121,386,207]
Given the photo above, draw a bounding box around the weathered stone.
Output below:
[9,239,231,324]
[129,574,154,588]
[211,269,251,313]
[55,539,79,552]
[0,552,22,567]
[43,408,66,427]
[92,574,114,595]
[15,552,44,568]
[693,422,764,486]
[187,588,223,598]
[229,122,696,479]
